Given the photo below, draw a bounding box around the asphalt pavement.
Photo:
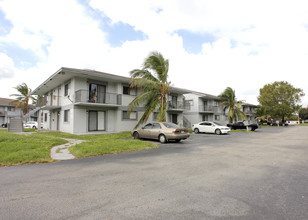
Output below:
[0,126,307,220]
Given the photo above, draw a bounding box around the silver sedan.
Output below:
[131,122,190,143]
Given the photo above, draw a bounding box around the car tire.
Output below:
[32,126,36,129]
[159,134,167,143]
[133,132,140,139]
[194,128,199,134]
[215,129,221,135]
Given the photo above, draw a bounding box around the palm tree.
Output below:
[10,83,36,115]
[218,87,246,123]
[128,51,170,128]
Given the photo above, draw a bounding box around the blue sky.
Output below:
[0,0,308,106]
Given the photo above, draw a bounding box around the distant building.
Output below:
[0,97,38,125]
[0,98,23,125]
[183,91,227,127]
[240,102,258,122]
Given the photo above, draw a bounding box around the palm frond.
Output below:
[130,77,158,91]
[128,91,154,112]
[129,51,170,127]
[143,51,169,83]
[10,83,35,115]
[130,69,158,82]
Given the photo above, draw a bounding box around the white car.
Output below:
[24,121,38,129]
[192,121,231,135]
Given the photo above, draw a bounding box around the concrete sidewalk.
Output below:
[50,138,86,160]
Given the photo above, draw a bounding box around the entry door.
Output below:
[172,114,178,124]
[89,111,97,131]
[97,111,105,130]
[88,111,105,131]
[202,114,208,121]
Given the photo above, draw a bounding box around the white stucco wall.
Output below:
[73,108,88,134]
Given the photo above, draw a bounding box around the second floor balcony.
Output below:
[74,90,122,106]
[168,101,185,111]
[37,95,61,110]
[199,105,215,113]
[243,109,256,115]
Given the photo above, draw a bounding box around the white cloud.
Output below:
[0,0,307,106]
[0,52,15,79]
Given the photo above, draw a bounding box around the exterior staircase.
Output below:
[183,115,191,128]
[8,118,24,132]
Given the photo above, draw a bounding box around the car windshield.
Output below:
[212,122,222,126]
[163,122,179,128]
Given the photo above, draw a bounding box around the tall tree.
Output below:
[258,81,304,121]
[128,51,170,128]
[299,108,308,120]
[218,87,246,123]
[10,83,36,115]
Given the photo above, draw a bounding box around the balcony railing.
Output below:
[37,95,61,108]
[168,101,185,110]
[75,90,122,105]
[199,105,215,112]
[243,110,256,114]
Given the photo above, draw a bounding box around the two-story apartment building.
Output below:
[183,91,227,127]
[241,102,258,122]
[183,93,258,126]
[32,67,190,134]
[0,98,23,125]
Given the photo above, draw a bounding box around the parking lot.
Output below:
[0,126,307,219]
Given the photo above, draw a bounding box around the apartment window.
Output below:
[215,115,220,120]
[187,100,194,106]
[122,111,137,120]
[214,101,219,107]
[8,107,15,111]
[44,113,48,122]
[64,110,70,122]
[123,86,136,96]
[64,83,70,96]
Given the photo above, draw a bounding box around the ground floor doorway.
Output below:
[88,111,106,131]
[171,114,178,124]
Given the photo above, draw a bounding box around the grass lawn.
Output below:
[70,139,158,158]
[0,130,158,167]
[299,122,308,126]
[0,130,67,167]
[34,131,159,158]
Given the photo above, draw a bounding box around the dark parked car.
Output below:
[1,123,7,128]
[227,121,258,131]
[267,120,289,126]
